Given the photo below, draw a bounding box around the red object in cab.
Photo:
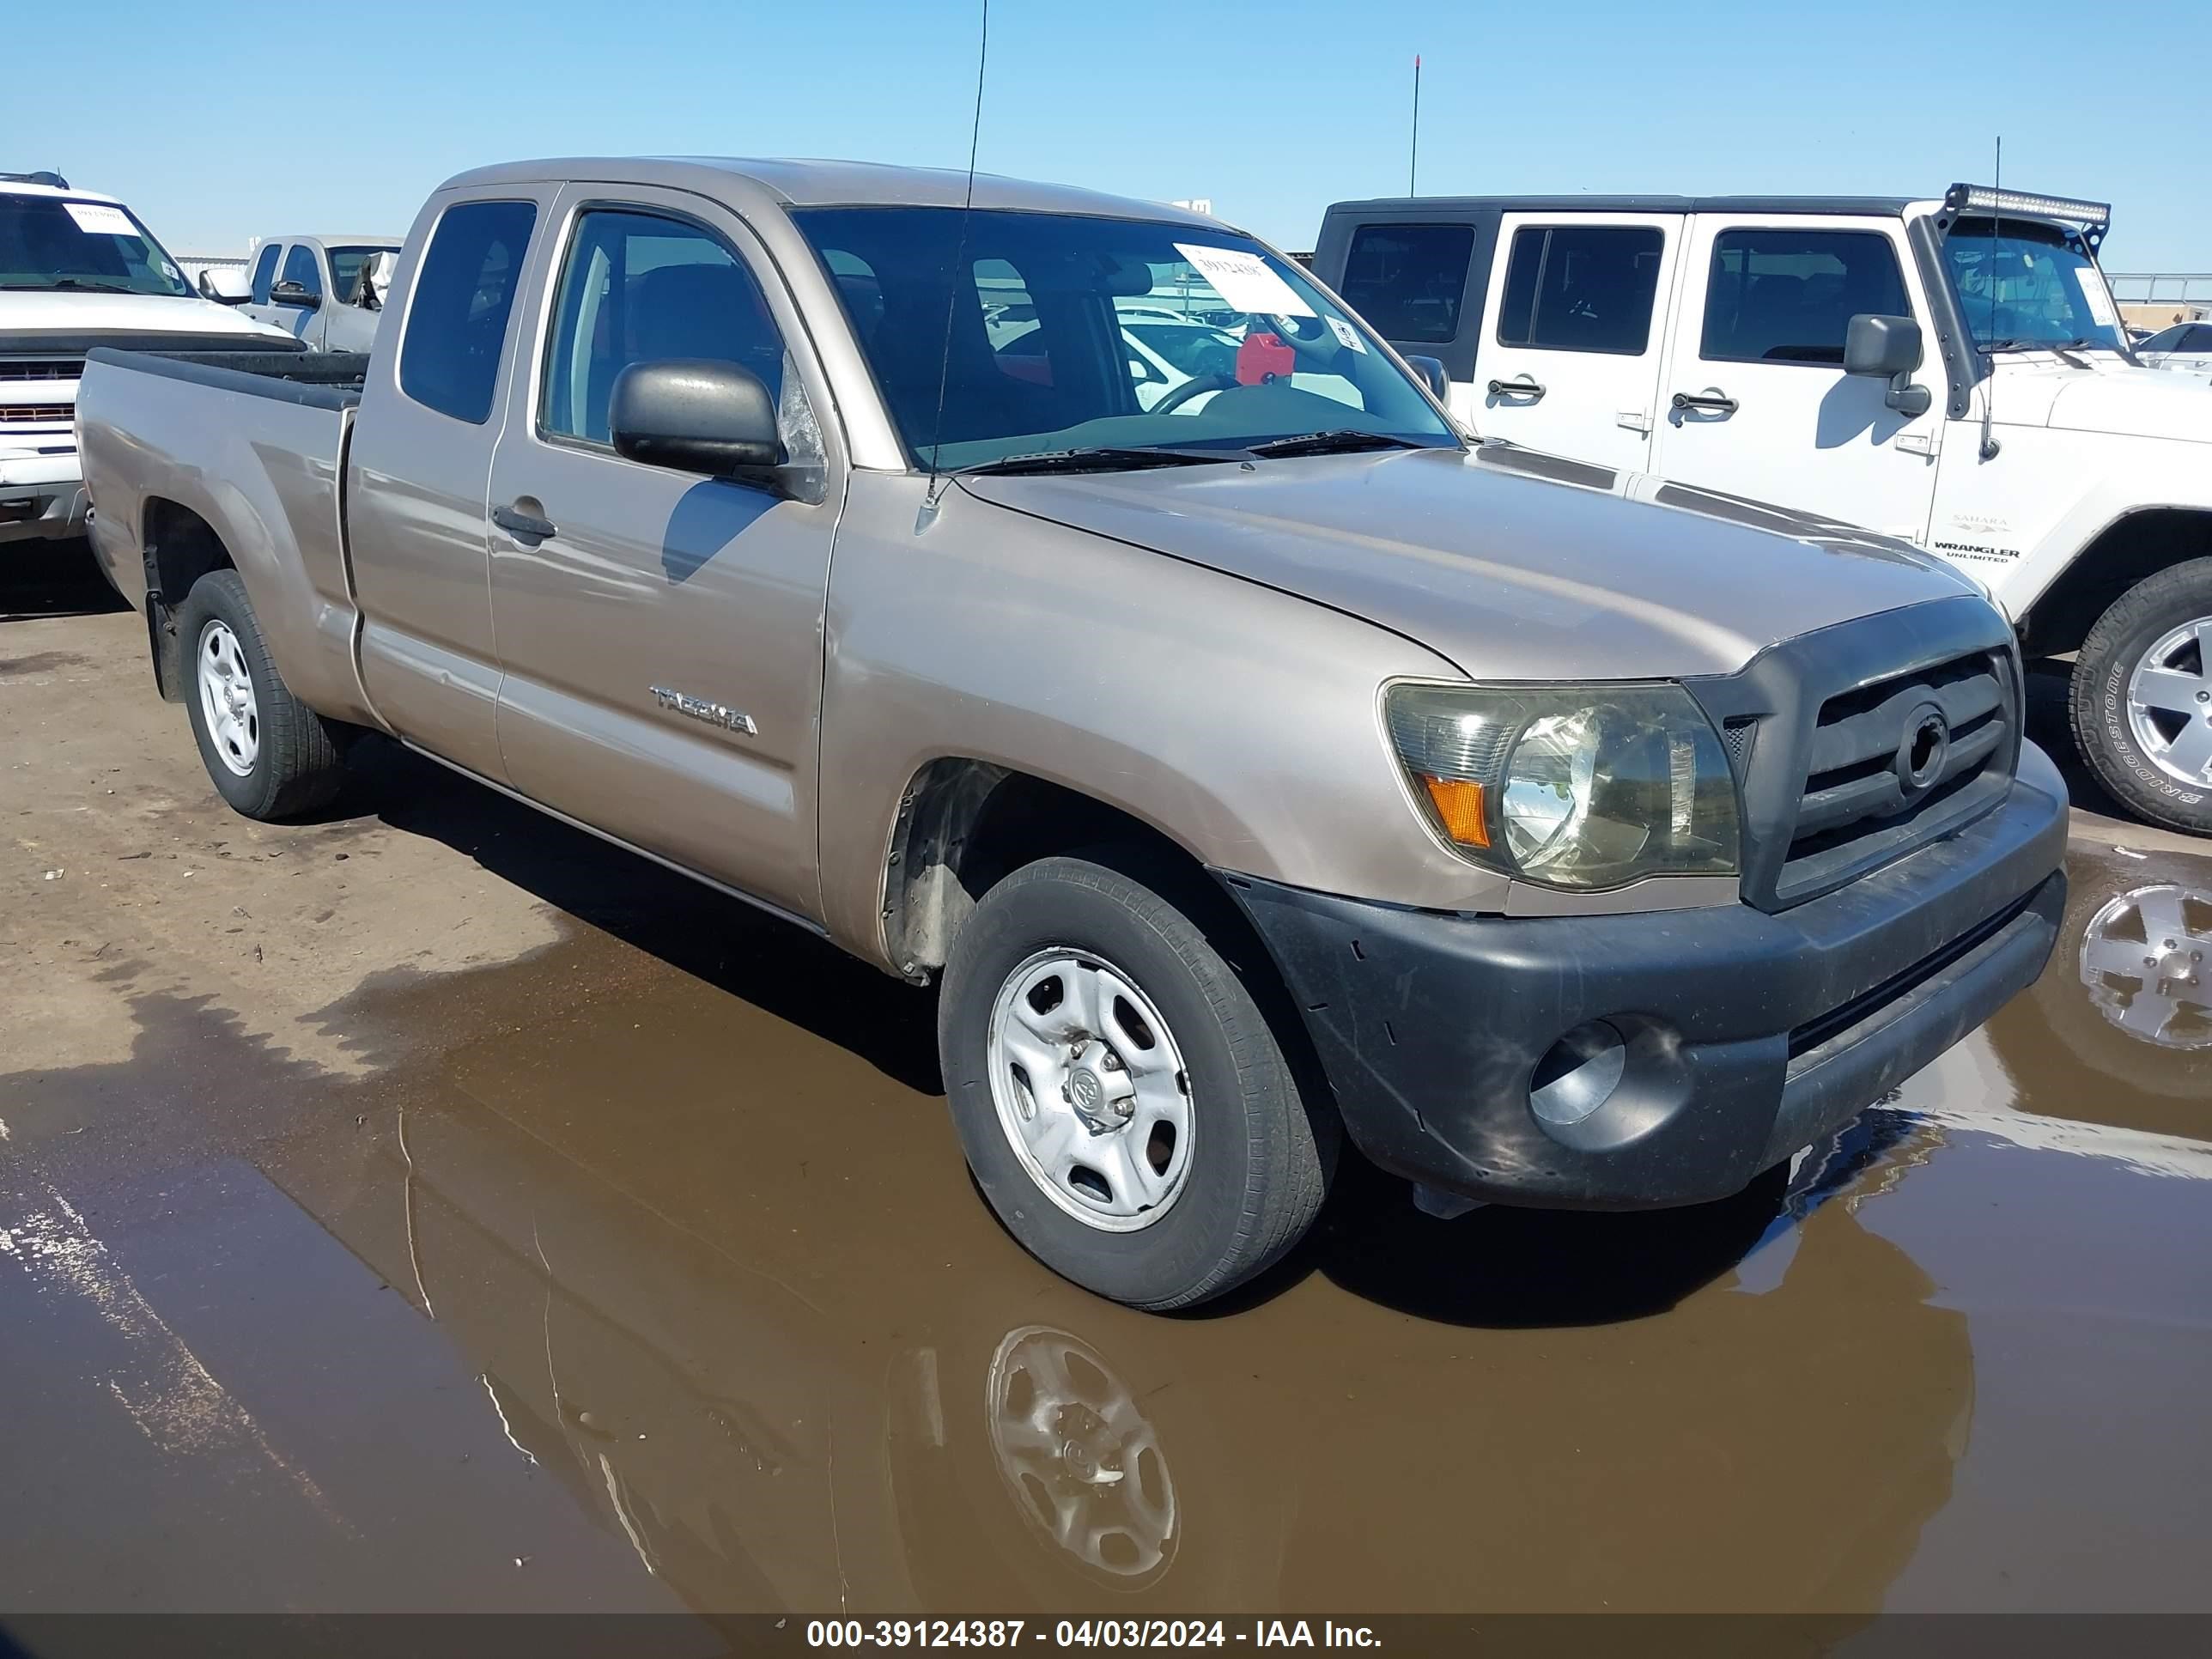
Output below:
[1236,331,1295,386]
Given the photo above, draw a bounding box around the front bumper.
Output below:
[1222,743,2068,1209]
[0,442,87,544]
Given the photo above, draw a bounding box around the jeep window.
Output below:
[0,196,192,296]
[398,199,538,425]
[540,207,783,447]
[1944,217,2125,352]
[1340,223,1475,343]
[280,242,323,301]
[248,241,282,303]
[794,207,1455,471]
[1701,228,1909,365]
[1497,225,1664,356]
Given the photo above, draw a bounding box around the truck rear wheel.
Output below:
[178,569,346,821]
[2072,560,2212,836]
[938,855,1331,1310]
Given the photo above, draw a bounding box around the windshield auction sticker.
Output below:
[1173,244,1315,319]
[2075,266,2119,331]
[64,202,138,237]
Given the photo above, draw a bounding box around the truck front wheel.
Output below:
[2072,558,2212,836]
[938,855,1333,1310]
[177,569,346,821]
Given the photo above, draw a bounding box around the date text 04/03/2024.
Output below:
[804,1620,1382,1648]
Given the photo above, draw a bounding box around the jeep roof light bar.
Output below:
[0,170,70,189]
[1943,183,2110,234]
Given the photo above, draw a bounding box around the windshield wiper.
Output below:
[4,277,138,294]
[1245,429,1427,459]
[957,446,1243,477]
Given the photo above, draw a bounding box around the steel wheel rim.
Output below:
[2124,617,2212,788]
[985,947,1194,1233]
[987,1325,1176,1582]
[196,619,259,776]
[2079,884,2212,1051]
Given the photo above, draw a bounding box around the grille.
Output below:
[0,403,74,424]
[1774,650,2014,904]
[0,360,81,382]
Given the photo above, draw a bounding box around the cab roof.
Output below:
[1326,193,1921,219]
[438,156,1228,229]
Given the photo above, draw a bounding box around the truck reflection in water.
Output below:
[283,1067,1973,1615]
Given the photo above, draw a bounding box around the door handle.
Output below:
[492,503,556,543]
[1671,388,1739,416]
[1486,374,1546,401]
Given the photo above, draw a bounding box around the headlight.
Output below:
[1385,682,1741,889]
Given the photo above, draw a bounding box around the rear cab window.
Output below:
[1340,223,1474,344]
[398,199,538,424]
[1497,225,1666,355]
[248,242,281,304]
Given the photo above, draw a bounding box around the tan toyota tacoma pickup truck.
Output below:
[76,157,2068,1310]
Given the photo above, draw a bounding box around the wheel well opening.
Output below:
[142,499,234,701]
[885,762,1217,977]
[2018,508,2212,662]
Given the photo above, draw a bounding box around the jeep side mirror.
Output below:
[611,358,784,482]
[1844,313,1930,418]
[1404,353,1450,402]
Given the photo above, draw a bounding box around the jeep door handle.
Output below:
[492,503,556,543]
[1671,388,1740,416]
[1486,374,1546,401]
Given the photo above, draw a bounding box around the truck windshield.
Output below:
[1943,216,2125,352]
[327,245,398,302]
[791,206,1457,471]
[0,195,193,297]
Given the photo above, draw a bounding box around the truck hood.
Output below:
[959,444,1985,680]
[0,289,289,340]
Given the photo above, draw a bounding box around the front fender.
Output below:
[813,472,1505,971]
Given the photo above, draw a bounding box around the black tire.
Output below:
[176,568,345,820]
[2070,558,2212,836]
[938,855,1331,1310]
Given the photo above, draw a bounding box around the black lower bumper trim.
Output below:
[1218,761,2067,1210]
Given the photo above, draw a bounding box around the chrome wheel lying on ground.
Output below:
[940,854,1334,1310]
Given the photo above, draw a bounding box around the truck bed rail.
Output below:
[82,346,368,410]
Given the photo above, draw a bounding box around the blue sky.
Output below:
[58,0,2211,270]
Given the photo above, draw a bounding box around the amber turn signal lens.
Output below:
[1419,775,1490,848]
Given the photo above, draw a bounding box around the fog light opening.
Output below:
[1528,1019,1629,1127]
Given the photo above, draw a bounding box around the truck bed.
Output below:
[76,346,369,720]
[82,345,371,408]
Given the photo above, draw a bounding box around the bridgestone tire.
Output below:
[2071,559,2212,836]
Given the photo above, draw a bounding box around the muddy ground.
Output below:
[3,540,2208,1617]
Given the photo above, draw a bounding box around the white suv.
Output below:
[1314,185,2212,834]
[2,172,288,550]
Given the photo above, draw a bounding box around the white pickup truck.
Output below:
[2,171,292,550]
[1314,185,2212,834]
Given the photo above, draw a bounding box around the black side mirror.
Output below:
[1404,353,1450,402]
[270,280,321,312]
[1844,313,1930,417]
[611,359,784,479]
